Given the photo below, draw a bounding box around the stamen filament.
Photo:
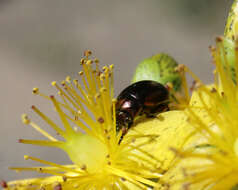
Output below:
[19,139,63,148]
[31,106,65,137]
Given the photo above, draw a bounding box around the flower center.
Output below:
[63,133,109,173]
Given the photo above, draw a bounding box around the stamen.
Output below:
[50,96,75,135]
[19,139,63,148]
[61,81,90,112]
[78,71,90,94]
[64,113,94,135]
[31,105,65,138]
[112,99,117,140]
[11,156,83,175]
[175,64,190,104]
[100,87,112,129]
[109,65,114,98]
[21,114,57,141]
[32,88,51,100]
[234,45,238,84]
[32,87,39,95]
[52,81,80,111]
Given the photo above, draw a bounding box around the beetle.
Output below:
[116,80,169,141]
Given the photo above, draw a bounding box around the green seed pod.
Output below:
[231,184,238,190]
[219,37,236,83]
[131,53,182,91]
[224,0,238,41]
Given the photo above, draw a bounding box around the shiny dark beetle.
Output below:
[116,80,169,138]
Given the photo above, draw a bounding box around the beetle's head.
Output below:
[116,111,132,135]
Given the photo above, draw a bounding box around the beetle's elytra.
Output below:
[116,80,169,139]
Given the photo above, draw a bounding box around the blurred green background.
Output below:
[0,0,233,181]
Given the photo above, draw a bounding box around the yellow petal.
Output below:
[127,110,193,171]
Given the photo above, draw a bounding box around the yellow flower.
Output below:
[162,37,238,190]
[2,51,192,190]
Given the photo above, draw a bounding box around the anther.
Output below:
[81,164,87,170]
[210,88,217,93]
[31,105,36,110]
[95,93,101,99]
[109,64,114,69]
[100,74,105,80]
[102,66,108,71]
[53,183,62,190]
[24,155,30,160]
[80,58,85,64]
[175,64,185,73]
[73,79,78,85]
[86,60,93,65]
[65,76,71,83]
[165,82,173,91]
[84,50,92,57]
[209,45,216,51]
[51,81,57,86]
[121,177,126,181]
[190,80,202,91]
[216,36,223,43]
[62,176,67,182]
[79,71,84,76]
[97,117,104,124]
[131,138,136,143]
[22,114,30,125]
[100,87,107,92]
[97,71,102,76]
[94,58,99,63]
[32,87,39,95]
[0,180,7,188]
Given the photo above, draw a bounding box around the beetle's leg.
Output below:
[118,127,127,144]
[118,120,133,144]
